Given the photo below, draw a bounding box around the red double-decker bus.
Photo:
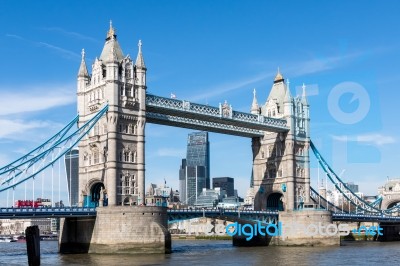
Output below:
[14,198,50,208]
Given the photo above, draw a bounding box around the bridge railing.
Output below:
[146,94,288,129]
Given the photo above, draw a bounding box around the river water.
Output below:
[1,240,400,265]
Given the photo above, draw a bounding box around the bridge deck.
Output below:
[2,207,400,224]
[0,207,96,219]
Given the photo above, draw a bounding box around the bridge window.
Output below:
[126,68,131,79]
[272,110,276,116]
[93,151,99,164]
[125,124,129,133]
[88,155,92,165]
[119,124,123,132]
[119,151,123,161]
[124,151,129,162]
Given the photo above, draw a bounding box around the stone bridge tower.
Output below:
[251,70,310,211]
[76,22,146,207]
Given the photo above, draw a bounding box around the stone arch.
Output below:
[266,192,284,211]
[382,198,400,210]
[84,179,107,207]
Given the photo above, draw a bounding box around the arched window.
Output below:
[124,151,129,162]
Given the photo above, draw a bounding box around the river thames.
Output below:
[1,240,400,265]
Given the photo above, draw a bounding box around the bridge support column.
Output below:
[277,210,340,246]
[59,206,171,254]
[378,223,400,241]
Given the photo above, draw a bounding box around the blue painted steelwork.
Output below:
[146,112,267,137]
[0,115,79,175]
[310,187,346,213]
[1,206,399,223]
[332,213,400,223]
[0,207,96,219]
[146,94,289,137]
[310,141,384,214]
[0,105,109,192]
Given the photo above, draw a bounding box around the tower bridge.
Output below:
[1,23,400,253]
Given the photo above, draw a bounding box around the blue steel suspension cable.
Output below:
[0,104,108,192]
[0,115,79,175]
[0,107,107,185]
[310,141,382,214]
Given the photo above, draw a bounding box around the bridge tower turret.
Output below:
[76,22,147,207]
[252,70,311,211]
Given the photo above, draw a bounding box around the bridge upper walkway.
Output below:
[145,94,289,137]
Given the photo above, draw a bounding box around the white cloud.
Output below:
[0,84,76,115]
[156,148,185,158]
[6,34,80,60]
[332,133,396,146]
[37,41,80,60]
[0,119,53,139]
[38,27,101,44]
[190,51,366,102]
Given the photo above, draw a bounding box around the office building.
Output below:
[65,148,79,206]
[179,132,210,205]
[212,177,234,197]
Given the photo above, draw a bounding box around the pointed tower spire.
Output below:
[106,20,116,40]
[78,48,89,77]
[301,83,309,105]
[251,88,259,115]
[100,21,123,62]
[274,67,284,83]
[135,40,146,69]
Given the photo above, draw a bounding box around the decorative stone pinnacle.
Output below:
[138,40,142,52]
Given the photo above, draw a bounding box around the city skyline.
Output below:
[0,1,399,205]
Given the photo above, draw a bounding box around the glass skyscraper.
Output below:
[179,132,210,206]
[65,148,79,206]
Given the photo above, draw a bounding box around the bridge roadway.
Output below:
[2,207,400,223]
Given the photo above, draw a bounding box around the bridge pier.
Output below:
[59,206,171,254]
[276,210,340,246]
[378,223,400,242]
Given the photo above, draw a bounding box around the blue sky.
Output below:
[0,1,399,205]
